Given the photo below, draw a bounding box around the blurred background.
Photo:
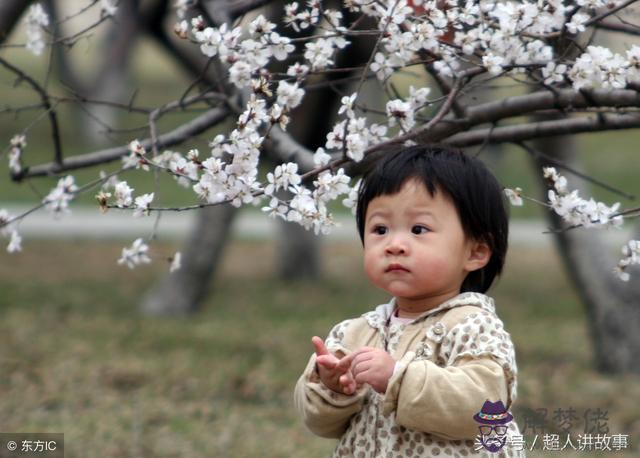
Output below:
[1,1,640,457]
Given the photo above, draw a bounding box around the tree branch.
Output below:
[445,114,640,146]
[13,106,230,180]
[0,55,64,165]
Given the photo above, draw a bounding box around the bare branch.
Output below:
[595,19,640,36]
[445,114,640,147]
[0,56,64,165]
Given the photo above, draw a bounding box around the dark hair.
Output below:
[356,144,509,293]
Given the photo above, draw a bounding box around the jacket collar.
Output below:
[362,292,496,331]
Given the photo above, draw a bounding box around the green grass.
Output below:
[0,240,639,457]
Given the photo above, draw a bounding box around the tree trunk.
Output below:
[140,204,238,315]
[0,0,29,43]
[531,136,640,373]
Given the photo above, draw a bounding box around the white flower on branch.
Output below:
[626,45,640,82]
[566,12,589,35]
[99,170,120,191]
[100,0,118,17]
[542,62,567,85]
[286,62,310,80]
[386,99,415,131]
[482,53,505,76]
[370,52,395,81]
[262,197,289,220]
[117,238,151,269]
[123,139,149,171]
[169,156,200,184]
[408,86,431,110]
[267,33,294,61]
[249,15,276,37]
[342,179,361,215]
[169,251,182,273]
[24,3,49,56]
[304,38,336,71]
[114,181,134,208]
[229,61,254,88]
[194,27,222,57]
[174,0,194,19]
[313,147,331,167]
[276,81,304,109]
[265,163,301,196]
[338,93,357,118]
[133,193,154,218]
[43,176,78,217]
[504,188,523,207]
[313,169,351,203]
[9,134,26,174]
[7,230,22,253]
[614,240,640,282]
[0,209,15,237]
[544,167,623,229]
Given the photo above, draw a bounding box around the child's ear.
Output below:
[464,241,491,272]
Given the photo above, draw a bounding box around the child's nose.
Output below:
[385,235,408,255]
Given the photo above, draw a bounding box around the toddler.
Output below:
[294,145,524,457]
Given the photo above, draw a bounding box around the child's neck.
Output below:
[395,291,461,318]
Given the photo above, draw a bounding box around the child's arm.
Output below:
[293,321,368,438]
[381,309,517,440]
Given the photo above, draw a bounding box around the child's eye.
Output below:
[372,225,387,235]
[411,225,429,235]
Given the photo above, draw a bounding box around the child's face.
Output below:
[363,179,489,313]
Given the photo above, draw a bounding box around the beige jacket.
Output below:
[294,292,525,457]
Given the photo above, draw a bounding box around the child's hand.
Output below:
[311,336,357,395]
[346,347,395,394]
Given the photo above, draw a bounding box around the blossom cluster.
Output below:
[0,209,21,253]
[24,3,49,56]
[43,176,78,217]
[615,240,640,282]
[544,167,623,229]
[8,134,26,174]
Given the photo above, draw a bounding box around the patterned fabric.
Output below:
[295,293,525,457]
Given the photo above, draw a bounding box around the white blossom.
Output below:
[386,99,415,131]
[43,176,78,216]
[615,240,640,281]
[338,93,357,118]
[313,147,332,167]
[24,3,49,56]
[276,81,304,109]
[170,251,182,273]
[117,238,151,269]
[7,230,22,253]
[566,13,589,35]
[544,167,623,229]
[342,179,361,215]
[504,188,523,207]
[370,52,395,81]
[100,0,118,16]
[542,62,567,85]
[261,197,289,220]
[133,193,154,217]
[265,162,301,196]
[114,181,134,208]
[8,134,26,174]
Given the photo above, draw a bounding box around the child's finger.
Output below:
[316,354,337,369]
[311,336,329,356]
[339,372,356,394]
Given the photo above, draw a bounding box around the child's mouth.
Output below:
[386,263,409,272]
